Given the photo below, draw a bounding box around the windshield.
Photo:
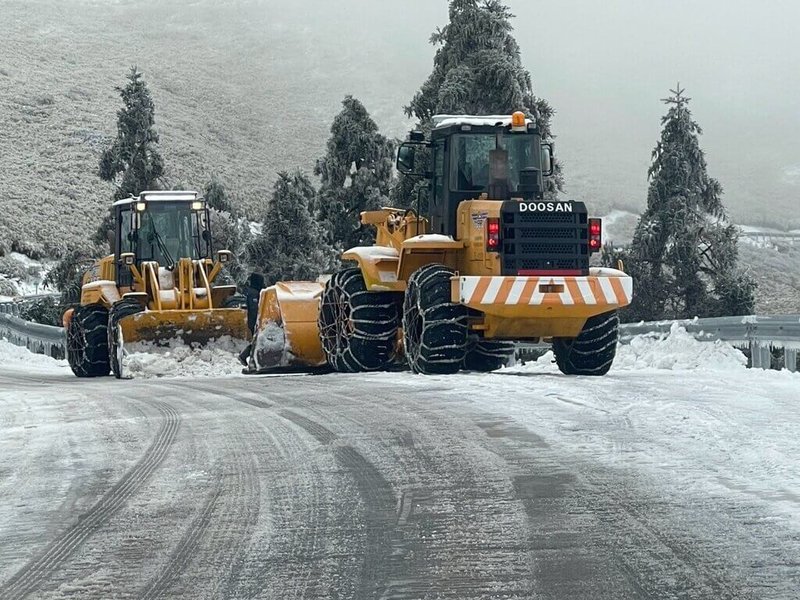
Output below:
[452,133,539,192]
[136,202,208,264]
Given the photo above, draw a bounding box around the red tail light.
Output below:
[588,218,602,253]
[486,218,500,251]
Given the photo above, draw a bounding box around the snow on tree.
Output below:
[248,170,334,286]
[403,0,561,198]
[98,67,164,199]
[204,178,250,287]
[623,85,756,321]
[315,96,395,251]
[205,176,235,215]
[93,67,165,248]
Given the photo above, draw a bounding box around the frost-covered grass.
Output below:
[0,0,417,257]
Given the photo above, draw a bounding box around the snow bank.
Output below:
[0,338,68,372]
[124,336,247,379]
[614,323,747,371]
[515,324,747,373]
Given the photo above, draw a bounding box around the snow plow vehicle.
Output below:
[247,112,633,376]
[64,191,249,378]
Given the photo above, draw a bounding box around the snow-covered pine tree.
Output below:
[315,96,395,251]
[99,67,164,199]
[403,0,561,198]
[625,86,755,321]
[248,170,334,285]
[204,178,250,287]
[205,176,235,215]
[93,67,165,248]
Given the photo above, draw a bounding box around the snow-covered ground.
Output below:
[0,252,56,297]
[1,324,799,598]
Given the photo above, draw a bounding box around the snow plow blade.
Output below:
[119,308,250,347]
[247,281,327,373]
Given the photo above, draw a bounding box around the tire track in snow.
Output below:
[139,479,224,600]
[131,383,264,600]
[277,409,398,600]
[0,400,180,600]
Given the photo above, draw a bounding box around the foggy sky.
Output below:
[288,0,798,224]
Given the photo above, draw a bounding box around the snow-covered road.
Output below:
[0,335,798,599]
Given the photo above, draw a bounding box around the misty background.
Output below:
[1,0,798,256]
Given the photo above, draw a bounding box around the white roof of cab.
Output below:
[432,114,533,129]
[112,190,200,207]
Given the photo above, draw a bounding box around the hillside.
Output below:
[3,0,800,260]
[0,0,434,257]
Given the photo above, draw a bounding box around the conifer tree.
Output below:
[94,67,164,248]
[315,96,395,250]
[248,170,334,285]
[99,67,164,199]
[205,176,234,215]
[397,0,561,208]
[625,86,755,321]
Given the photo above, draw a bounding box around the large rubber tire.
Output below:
[403,264,468,375]
[66,305,110,378]
[463,339,516,372]
[109,298,144,379]
[552,310,619,376]
[318,268,399,372]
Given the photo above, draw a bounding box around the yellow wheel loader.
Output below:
[248,112,632,376]
[63,191,249,378]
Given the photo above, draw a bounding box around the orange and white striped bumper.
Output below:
[452,268,633,313]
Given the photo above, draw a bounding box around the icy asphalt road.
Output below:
[0,362,798,599]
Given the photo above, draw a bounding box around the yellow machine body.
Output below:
[248,281,326,372]
[77,254,249,347]
[339,202,632,342]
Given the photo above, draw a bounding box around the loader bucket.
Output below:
[118,308,251,348]
[248,281,326,372]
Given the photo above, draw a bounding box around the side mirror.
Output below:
[202,230,212,243]
[396,143,416,174]
[216,250,232,264]
[541,143,554,177]
[120,252,136,266]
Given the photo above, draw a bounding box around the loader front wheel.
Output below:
[67,304,110,378]
[403,264,468,375]
[552,310,619,376]
[109,298,144,379]
[318,268,399,372]
[463,339,516,372]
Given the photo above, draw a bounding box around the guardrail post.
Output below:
[750,342,772,370]
[785,348,798,373]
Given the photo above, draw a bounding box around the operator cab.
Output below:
[111,191,215,287]
[397,112,553,236]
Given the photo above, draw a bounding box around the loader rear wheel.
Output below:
[552,310,619,376]
[109,298,144,379]
[318,268,399,372]
[67,304,110,378]
[403,264,468,375]
[463,339,516,372]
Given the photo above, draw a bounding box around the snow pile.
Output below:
[615,323,747,371]
[124,336,247,379]
[0,338,67,371]
[515,323,747,373]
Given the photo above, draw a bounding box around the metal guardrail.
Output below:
[519,315,800,372]
[624,315,800,372]
[1,304,798,372]
[0,313,66,360]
